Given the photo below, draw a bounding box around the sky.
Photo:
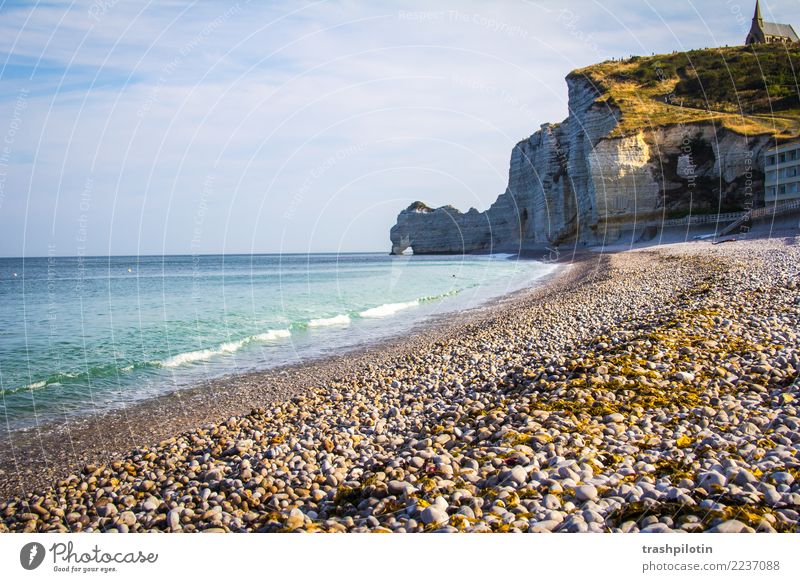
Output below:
[1,0,799,256]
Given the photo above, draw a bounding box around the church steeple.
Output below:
[746,0,799,45]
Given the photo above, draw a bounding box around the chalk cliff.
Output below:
[390,45,798,254]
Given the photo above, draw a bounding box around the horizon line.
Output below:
[0,250,390,260]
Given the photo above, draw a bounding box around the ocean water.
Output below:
[0,253,556,430]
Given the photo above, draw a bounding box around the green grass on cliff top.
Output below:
[571,44,800,139]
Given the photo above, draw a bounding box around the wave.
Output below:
[304,291,462,327]
[307,314,351,327]
[18,380,47,392]
[1,370,83,396]
[252,329,292,341]
[1,329,297,390]
[3,287,475,396]
[161,343,242,368]
[3,287,482,395]
[359,300,419,318]
[160,329,292,368]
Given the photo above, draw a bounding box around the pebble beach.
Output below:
[1,236,799,533]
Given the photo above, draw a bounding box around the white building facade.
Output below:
[765,140,800,203]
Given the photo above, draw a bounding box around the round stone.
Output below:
[167,509,181,531]
[387,480,415,497]
[640,523,675,533]
[419,506,448,526]
[286,509,305,529]
[575,484,598,502]
[506,465,528,486]
[708,520,754,533]
[697,471,727,490]
[118,511,137,527]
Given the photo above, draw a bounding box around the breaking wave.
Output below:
[359,300,420,318]
[160,329,292,368]
[307,314,351,327]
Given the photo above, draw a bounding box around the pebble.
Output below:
[770,472,795,486]
[640,523,675,533]
[420,506,448,526]
[530,520,559,532]
[708,520,755,533]
[505,466,528,486]
[697,471,727,490]
[118,511,137,527]
[286,509,305,530]
[575,485,598,502]
[387,480,415,497]
[543,494,561,510]
[762,485,781,506]
[2,239,799,533]
[167,509,181,531]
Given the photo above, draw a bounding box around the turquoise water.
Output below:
[0,253,556,429]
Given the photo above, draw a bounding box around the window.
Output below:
[791,150,798,162]
[780,153,787,163]
[780,185,787,195]
[767,156,776,166]
[789,167,798,178]
[768,187,776,198]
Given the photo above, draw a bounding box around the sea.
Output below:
[0,253,557,430]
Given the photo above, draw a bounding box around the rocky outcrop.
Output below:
[389,72,773,255]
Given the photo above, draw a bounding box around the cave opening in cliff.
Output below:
[520,208,529,240]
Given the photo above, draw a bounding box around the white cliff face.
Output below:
[588,133,660,232]
[389,75,771,255]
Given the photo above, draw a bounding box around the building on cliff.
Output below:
[746,1,799,45]
[765,141,800,203]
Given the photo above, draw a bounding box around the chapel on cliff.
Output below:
[745,0,799,45]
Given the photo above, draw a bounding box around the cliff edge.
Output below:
[390,44,800,254]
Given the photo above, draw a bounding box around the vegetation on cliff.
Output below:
[572,43,800,139]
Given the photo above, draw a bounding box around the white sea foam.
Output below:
[359,300,419,318]
[252,329,292,341]
[1,379,48,396]
[162,344,240,368]
[308,314,351,327]
[161,329,291,368]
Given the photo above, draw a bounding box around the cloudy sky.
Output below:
[1,0,798,256]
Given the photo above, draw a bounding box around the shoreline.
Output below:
[2,235,798,533]
[0,255,581,499]
[0,252,554,432]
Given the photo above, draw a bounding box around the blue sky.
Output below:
[1,0,798,256]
